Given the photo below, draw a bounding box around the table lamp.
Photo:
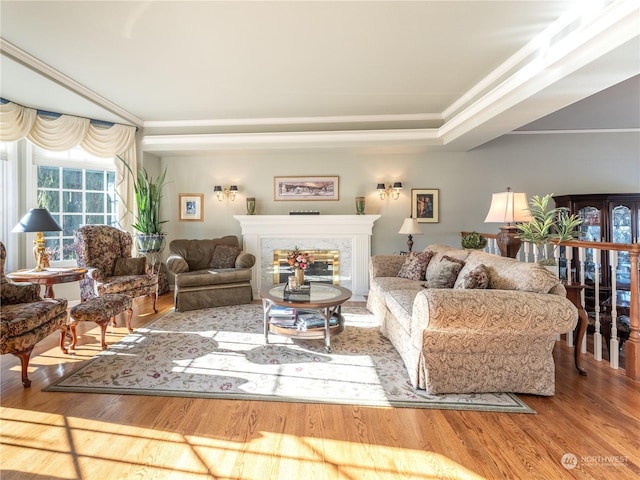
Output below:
[398,217,423,252]
[12,208,62,271]
[484,187,531,258]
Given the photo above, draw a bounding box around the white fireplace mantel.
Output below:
[234,215,381,299]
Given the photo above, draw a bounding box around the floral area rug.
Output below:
[45,304,534,413]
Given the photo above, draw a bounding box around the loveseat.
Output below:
[167,236,255,311]
[367,244,578,396]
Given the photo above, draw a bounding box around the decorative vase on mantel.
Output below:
[246,197,256,215]
[295,268,305,286]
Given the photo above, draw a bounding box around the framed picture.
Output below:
[412,189,439,223]
[179,193,204,221]
[274,176,339,201]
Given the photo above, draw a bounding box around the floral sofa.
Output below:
[367,244,578,395]
[0,242,68,387]
[167,236,255,311]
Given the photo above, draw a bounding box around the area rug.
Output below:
[45,304,534,413]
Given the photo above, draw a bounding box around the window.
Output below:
[33,146,118,262]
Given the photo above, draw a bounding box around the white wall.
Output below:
[158,131,639,256]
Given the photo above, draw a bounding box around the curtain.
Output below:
[0,101,136,232]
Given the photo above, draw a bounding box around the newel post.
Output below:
[625,247,640,380]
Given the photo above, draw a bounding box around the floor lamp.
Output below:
[484,188,531,258]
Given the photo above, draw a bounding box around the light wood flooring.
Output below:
[1,293,638,479]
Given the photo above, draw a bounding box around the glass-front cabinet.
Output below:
[554,194,640,291]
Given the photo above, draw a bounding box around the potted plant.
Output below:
[461,231,487,250]
[516,193,581,266]
[117,155,168,253]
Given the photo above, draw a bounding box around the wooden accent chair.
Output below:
[0,241,68,387]
[73,225,158,313]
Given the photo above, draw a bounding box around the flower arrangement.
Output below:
[287,247,314,271]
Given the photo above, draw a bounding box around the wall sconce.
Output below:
[214,185,238,201]
[377,182,403,200]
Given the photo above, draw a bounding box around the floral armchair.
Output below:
[73,225,158,313]
[0,241,68,387]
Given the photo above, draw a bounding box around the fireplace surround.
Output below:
[234,215,381,299]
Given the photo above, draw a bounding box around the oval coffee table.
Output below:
[259,283,352,353]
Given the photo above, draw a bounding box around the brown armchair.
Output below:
[73,225,158,313]
[0,242,68,387]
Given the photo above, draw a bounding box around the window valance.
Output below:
[0,101,137,232]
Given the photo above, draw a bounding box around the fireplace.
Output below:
[273,249,340,284]
[234,214,381,299]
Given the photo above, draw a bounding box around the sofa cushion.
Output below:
[169,236,240,271]
[174,268,253,288]
[426,254,465,288]
[209,244,241,269]
[457,250,560,294]
[384,289,419,338]
[397,251,433,280]
[455,263,490,289]
[369,276,425,299]
[113,257,146,276]
[424,245,471,282]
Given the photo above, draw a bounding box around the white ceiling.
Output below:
[1,1,639,153]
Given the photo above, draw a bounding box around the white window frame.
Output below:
[28,143,117,267]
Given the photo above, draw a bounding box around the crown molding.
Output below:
[142,128,442,152]
[0,37,143,127]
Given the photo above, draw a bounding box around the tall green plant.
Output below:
[118,155,168,234]
[516,193,581,263]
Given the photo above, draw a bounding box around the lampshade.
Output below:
[376,183,386,191]
[484,188,531,224]
[12,208,62,233]
[230,185,238,192]
[213,185,223,192]
[398,217,423,235]
[392,182,403,190]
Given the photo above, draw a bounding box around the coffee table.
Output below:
[260,283,352,352]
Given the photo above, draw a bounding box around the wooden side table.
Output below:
[7,267,87,298]
[564,282,589,376]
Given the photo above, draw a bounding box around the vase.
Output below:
[355,196,365,215]
[246,197,256,215]
[295,268,305,285]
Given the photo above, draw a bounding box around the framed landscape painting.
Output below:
[412,189,439,223]
[274,176,339,201]
[179,193,204,221]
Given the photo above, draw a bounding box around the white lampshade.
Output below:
[484,188,531,225]
[398,217,423,235]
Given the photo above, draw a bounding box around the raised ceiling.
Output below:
[1,1,638,153]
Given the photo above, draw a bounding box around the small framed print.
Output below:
[179,193,204,222]
[412,189,439,223]
[274,176,339,201]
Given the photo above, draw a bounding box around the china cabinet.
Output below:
[553,193,640,292]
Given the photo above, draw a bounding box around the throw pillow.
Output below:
[113,257,146,276]
[425,255,465,288]
[209,244,241,269]
[455,263,490,289]
[397,251,433,281]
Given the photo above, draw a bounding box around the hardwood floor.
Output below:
[1,293,638,479]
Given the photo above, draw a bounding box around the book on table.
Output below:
[268,308,338,330]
